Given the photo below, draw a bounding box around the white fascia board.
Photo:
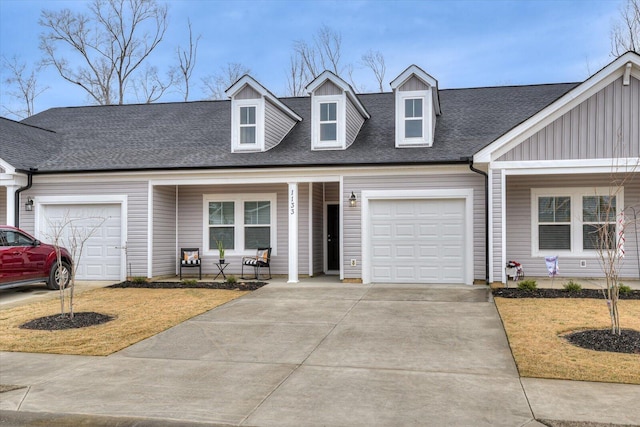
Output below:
[474,52,640,164]
[226,74,302,122]
[0,158,16,174]
[306,71,369,119]
[495,158,640,175]
[390,64,440,115]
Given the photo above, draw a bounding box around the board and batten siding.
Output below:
[505,174,639,279]
[265,99,297,151]
[236,85,261,100]
[18,180,149,276]
[499,76,640,161]
[152,185,177,277]
[343,172,485,282]
[345,97,366,148]
[399,76,430,92]
[177,183,313,277]
[315,80,342,96]
[0,186,6,224]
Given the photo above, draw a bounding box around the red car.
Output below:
[0,226,73,290]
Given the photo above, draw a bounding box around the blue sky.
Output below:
[0,0,623,119]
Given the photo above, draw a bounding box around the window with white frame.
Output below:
[312,95,344,149]
[395,91,431,147]
[320,102,337,142]
[231,99,263,152]
[404,98,423,138]
[204,194,276,255]
[531,188,621,256]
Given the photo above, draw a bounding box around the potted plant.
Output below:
[217,240,225,264]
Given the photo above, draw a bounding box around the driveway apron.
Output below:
[1,282,534,426]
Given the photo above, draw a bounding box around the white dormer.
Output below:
[390,65,440,148]
[225,75,302,153]
[306,71,370,151]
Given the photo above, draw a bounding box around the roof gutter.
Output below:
[462,157,489,285]
[14,169,35,228]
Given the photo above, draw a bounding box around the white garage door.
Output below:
[40,204,123,280]
[370,198,466,283]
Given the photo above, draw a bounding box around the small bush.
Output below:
[563,281,582,292]
[182,279,198,285]
[618,284,632,294]
[517,280,537,291]
[131,276,148,284]
[226,275,237,284]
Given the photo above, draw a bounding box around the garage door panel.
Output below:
[41,204,122,281]
[370,198,467,284]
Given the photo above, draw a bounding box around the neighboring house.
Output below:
[1,52,639,285]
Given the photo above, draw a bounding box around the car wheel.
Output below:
[47,262,71,290]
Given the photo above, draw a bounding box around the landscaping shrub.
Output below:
[226,275,237,284]
[619,284,632,294]
[517,280,538,291]
[131,276,148,284]
[182,279,198,285]
[563,280,582,292]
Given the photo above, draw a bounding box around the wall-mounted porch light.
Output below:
[25,197,34,212]
[349,191,357,207]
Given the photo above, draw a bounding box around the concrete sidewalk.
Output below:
[1,280,639,426]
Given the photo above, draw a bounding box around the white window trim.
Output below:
[530,187,623,258]
[203,193,277,256]
[311,94,345,150]
[231,98,264,152]
[395,90,432,147]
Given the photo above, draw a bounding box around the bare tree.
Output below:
[1,55,48,119]
[361,49,386,92]
[39,0,168,105]
[202,62,250,100]
[611,0,640,56]
[176,19,200,102]
[285,54,306,97]
[132,64,174,103]
[47,213,107,318]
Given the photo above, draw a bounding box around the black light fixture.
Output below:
[25,197,34,212]
[349,191,357,207]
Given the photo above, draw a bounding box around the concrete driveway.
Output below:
[1,280,637,426]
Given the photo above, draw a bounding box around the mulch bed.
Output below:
[20,312,114,330]
[108,280,268,291]
[493,287,640,355]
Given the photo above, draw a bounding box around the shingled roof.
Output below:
[0,117,62,171]
[5,83,578,173]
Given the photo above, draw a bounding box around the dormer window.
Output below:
[404,98,423,139]
[320,102,338,142]
[240,106,257,144]
[307,71,369,151]
[225,75,302,153]
[391,65,441,148]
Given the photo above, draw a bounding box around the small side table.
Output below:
[214,262,229,281]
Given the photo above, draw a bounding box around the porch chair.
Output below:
[242,247,272,280]
[180,248,201,280]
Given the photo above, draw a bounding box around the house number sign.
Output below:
[290,189,296,215]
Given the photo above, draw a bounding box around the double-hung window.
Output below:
[205,194,276,255]
[532,188,621,256]
[320,102,337,142]
[239,106,256,144]
[404,98,423,139]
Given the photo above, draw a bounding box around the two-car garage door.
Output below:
[40,204,123,280]
[369,198,468,284]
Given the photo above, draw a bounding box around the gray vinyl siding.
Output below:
[504,173,640,279]
[345,97,366,148]
[312,183,324,274]
[0,186,6,224]
[343,172,485,281]
[265,99,297,151]
[324,182,340,201]
[500,76,640,161]
[152,186,177,277]
[399,76,430,91]
[177,183,308,277]
[17,180,149,277]
[236,85,261,99]
[315,80,342,96]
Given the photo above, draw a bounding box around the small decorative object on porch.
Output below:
[505,260,524,286]
[217,240,225,264]
[545,255,559,286]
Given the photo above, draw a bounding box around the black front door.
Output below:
[327,204,339,271]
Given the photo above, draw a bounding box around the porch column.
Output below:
[288,182,299,283]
